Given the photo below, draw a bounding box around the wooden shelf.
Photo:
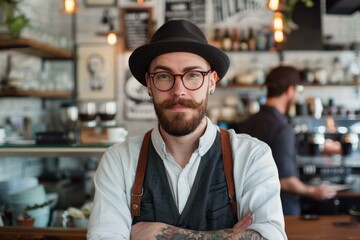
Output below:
[219,82,360,89]
[0,226,86,240]
[0,88,73,98]
[0,38,73,59]
[0,145,107,157]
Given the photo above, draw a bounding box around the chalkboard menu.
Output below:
[165,0,205,27]
[120,7,153,50]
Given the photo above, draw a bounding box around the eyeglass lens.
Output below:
[153,71,207,91]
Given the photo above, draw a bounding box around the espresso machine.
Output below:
[293,116,360,185]
[97,101,117,127]
[78,101,125,144]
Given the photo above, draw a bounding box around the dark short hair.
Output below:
[267,84,295,98]
[265,66,301,87]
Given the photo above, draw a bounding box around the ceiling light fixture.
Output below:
[62,0,79,14]
[97,9,121,45]
[268,0,280,11]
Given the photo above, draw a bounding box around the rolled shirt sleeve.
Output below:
[231,130,287,240]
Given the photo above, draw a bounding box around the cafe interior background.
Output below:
[0,0,360,226]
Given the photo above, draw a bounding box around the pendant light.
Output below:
[97,9,121,46]
[62,0,79,14]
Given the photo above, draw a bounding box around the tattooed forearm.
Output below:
[155,226,266,240]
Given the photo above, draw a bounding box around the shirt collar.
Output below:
[260,105,288,122]
[151,117,218,158]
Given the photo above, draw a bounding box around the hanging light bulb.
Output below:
[273,12,284,31]
[107,32,117,45]
[268,0,279,11]
[63,0,78,14]
[137,0,144,4]
[274,30,284,43]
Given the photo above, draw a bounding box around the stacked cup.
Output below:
[8,185,50,227]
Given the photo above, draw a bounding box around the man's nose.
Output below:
[171,76,187,96]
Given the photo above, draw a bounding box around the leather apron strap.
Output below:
[131,128,237,218]
[220,128,237,215]
[131,130,152,217]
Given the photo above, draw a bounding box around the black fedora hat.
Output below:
[129,20,230,86]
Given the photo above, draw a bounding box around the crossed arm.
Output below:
[131,212,266,240]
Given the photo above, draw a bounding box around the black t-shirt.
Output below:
[236,105,300,215]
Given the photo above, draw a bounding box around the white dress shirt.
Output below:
[87,118,287,240]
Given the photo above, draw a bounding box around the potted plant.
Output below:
[0,0,29,38]
[16,211,34,227]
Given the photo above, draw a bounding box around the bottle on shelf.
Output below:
[256,29,267,51]
[221,28,232,51]
[239,30,249,51]
[247,28,256,51]
[212,27,222,49]
[266,31,276,51]
[231,27,240,52]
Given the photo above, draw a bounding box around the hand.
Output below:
[131,222,168,240]
[310,185,337,200]
[233,211,253,229]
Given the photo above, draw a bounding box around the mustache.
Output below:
[159,98,202,109]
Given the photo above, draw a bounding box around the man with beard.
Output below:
[88,20,287,240]
[236,66,337,216]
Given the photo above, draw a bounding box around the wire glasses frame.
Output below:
[147,70,212,92]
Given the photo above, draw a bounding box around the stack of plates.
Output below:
[0,177,39,205]
[8,184,50,227]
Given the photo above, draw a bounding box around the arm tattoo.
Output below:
[155,226,266,240]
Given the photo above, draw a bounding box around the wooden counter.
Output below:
[0,226,86,240]
[285,215,360,240]
[0,215,359,239]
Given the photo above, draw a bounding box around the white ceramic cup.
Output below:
[107,128,128,142]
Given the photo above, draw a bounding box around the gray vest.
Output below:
[132,132,237,230]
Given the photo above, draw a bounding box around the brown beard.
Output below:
[285,95,296,115]
[154,97,207,137]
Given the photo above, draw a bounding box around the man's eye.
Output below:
[188,72,201,79]
[157,74,171,79]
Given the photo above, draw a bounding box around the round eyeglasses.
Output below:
[148,70,212,92]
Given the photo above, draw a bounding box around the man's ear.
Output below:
[210,71,218,91]
[286,85,295,96]
[145,73,152,92]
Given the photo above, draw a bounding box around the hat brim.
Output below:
[129,40,230,86]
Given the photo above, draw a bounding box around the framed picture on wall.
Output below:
[84,0,117,7]
[77,44,116,100]
[120,6,153,50]
[123,53,156,120]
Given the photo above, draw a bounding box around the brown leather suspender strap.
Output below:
[220,128,237,216]
[131,130,152,218]
[130,128,237,218]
